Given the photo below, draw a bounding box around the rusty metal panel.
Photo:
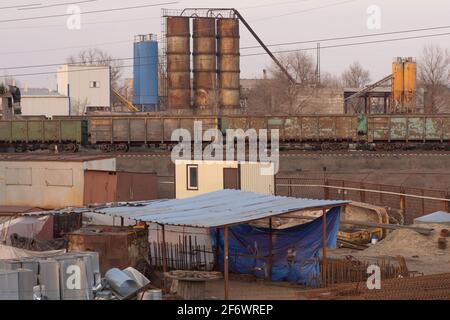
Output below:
[116,172,158,202]
[112,118,130,142]
[68,226,149,274]
[443,117,450,141]
[89,117,112,143]
[334,116,357,141]
[283,117,302,141]
[146,118,164,142]
[318,117,335,140]
[193,17,217,109]
[221,117,248,132]
[267,117,285,140]
[302,117,319,140]
[83,171,117,205]
[424,117,442,141]
[406,117,425,141]
[166,16,191,110]
[389,117,407,140]
[129,118,146,142]
[249,117,267,131]
[217,18,240,109]
[198,117,218,132]
[163,118,181,141]
[368,117,390,142]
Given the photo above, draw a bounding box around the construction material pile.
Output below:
[362,224,449,258]
[354,223,450,275]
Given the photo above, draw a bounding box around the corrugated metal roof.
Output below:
[91,189,348,228]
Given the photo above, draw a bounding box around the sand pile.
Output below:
[362,224,450,259]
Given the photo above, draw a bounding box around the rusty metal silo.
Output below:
[193,17,217,110]
[217,18,240,109]
[166,16,191,109]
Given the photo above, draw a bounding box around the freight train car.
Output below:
[221,115,360,150]
[3,114,450,153]
[88,116,219,152]
[0,119,88,152]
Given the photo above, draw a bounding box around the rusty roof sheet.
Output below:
[89,189,348,228]
[0,154,115,162]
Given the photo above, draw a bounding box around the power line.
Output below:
[18,0,98,11]
[249,0,359,23]
[241,24,450,50]
[0,2,178,23]
[2,30,450,79]
[3,24,450,71]
[243,31,450,57]
[0,3,42,10]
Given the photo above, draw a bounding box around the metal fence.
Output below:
[276,177,450,224]
[149,235,215,272]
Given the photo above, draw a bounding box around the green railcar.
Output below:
[0,119,88,149]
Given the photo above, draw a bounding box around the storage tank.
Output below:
[133,34,159,112]
[166,17,191,109]
[193,17,217,110]
[403,57,416,113]
[391,57,404,113]
[217,18,240,109]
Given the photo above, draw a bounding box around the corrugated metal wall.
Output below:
[240,162,275,196]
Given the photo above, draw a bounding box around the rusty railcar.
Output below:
[221,115,359,142]
[367,115,450,144]
[88,115,219,151]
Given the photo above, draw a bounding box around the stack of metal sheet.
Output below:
[0,251,101,300]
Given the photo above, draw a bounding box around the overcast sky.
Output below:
[1,0,449,88]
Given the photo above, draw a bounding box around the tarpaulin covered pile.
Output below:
[212,207,341,285]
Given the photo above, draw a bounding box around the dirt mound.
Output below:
[362,224,450,258]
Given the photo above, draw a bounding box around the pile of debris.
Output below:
[0,251,161,301]
[356,223,450,275]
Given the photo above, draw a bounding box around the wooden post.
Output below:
[400,194,406,219]
[161,224,167,273]
[322,208,327,259]
[268,218,273,281]
[161,224,168,294]
[224,226,229,300]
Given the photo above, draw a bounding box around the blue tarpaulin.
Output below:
[212,207,341,285]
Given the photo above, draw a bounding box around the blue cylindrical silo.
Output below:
[133,34,158,112]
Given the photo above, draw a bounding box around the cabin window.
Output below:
[187,165,198,190]
[90,81,100,88]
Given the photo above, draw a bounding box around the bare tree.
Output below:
[341,61,371,88]
[320,72,343,89]
[266,51,316,114]
[67,48,123,89]
[417,44,450,113]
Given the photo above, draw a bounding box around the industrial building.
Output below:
[0,155,159,209]
[20,88,70,117]
[57,64,111,115]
